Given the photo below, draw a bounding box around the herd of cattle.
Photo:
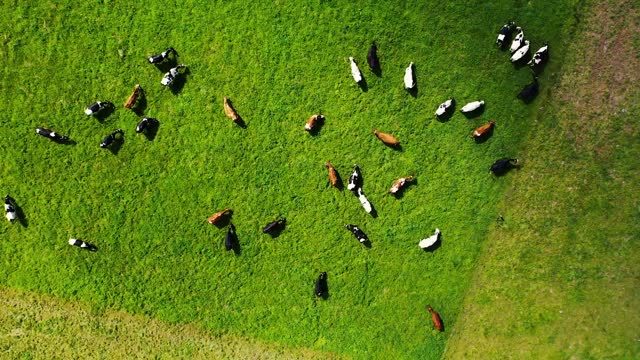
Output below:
[5,21,547,333]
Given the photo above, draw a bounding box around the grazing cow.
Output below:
[124,84,142,109]
[263,218,286,234]
[207,208,232,225]
[496,21,515,48]
[349,57,363,84]
[148,47,175,64]
[389,175,414,194]
[517,76,539,102]
[84,101,109,116]
[404,62,416,90]
[223,97,243,125]
[419,228,441,249]
[100,129,124,148]
[509,27,524,53]
[528,42,549,67]
[356,187,373,214]
[161,64,186,86]
[347,164,362,191]
[225,223,238,251]
[315,272,328,298]
[68,238,97,251]
[490,158,519,175]
[460,100,484,114]
[324,161,340,187]
[36,128,69,142]
[510,40,530,63]
[304,113,324,132]
[367,42,380,71]
[345,224,369,244]
[373,129,399,147]
[427,305,444,331]
[135,117,159,133]
[4,195,16,223]
[471,120,496,139]
[435,98,455,117]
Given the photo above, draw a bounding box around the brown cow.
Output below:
[124,85,142,109]
[389,175,414,194]
[373,129,399,146]
[324,161,340,187]
[207,208,232,225]
[471,120,495,139]
[305,113,325,132]
[427,305,444,331]
[223,97,241,124]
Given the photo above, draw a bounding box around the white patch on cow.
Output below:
[349,57,362,83]
[84,108,93,115]
[497,33,505,43]
[68,238,77,245]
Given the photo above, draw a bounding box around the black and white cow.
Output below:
[84,101,109,116]
[510,40,530,63]
[161,64,186,86]
[148,47,176,64]
[315,272,328,298]
[100,129,124,148]
[36,128,69,143]
[68,238,97,251]
[345,224,369,244]
[509,27,525,53]
[517,77,539,102]
[528,42,549,67]
[490,158,519,175]
[347,164,362,191]
[225,223,238,251]
[4,195,16,223]
[496,21,515,48]
[135,117,159,133]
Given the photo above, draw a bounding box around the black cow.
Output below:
[315,272,328,298]
[148,47,176,64]
[100,129,124,148]
[490,158,519,175]
[68,238,97,251]
[367,42,380,72]
[347,164,362,191]
[4,195,16,223]
[84,101,109,116]
[225,223,238,251]
[496,21,515,48]
[345,224,369,244]
[36,128,69,143]
[517,77,539,102]
[263,218,286,234]
[136,117,159,133]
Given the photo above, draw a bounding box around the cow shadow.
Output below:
[422,235,442,253]
[371,64,382,77]
[491,164,521,177]
[54,138,77,146]
[473,127,495,144]
[407,66,418,98]
[357,77,368,92]
[512,52,533,70]
[331,175,344,191]
[170,67,189,95]
[132,93,147,116]
[436,111,454,122]
[233,116,248,129]
[142,121,159,141]
[386,143,403,152]
[94,103,115,123]
[369,206,378,218]
[461,106,485,119]
[362,239,372,248]
[308,118,325,136]
[107,138,124,155]
[531,60,549,75]
[15,202,28,228]
[212,213,233,229]
[154,56,178,73]
[518,90,538,104]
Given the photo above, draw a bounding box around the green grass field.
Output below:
[2,0,637,358]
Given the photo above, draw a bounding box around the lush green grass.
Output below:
[0,0,580,358]
[445,0,640,358]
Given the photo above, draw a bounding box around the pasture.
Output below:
[3,0,635,358]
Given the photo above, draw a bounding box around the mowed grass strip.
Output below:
[0,1,578,358]
[444,0,640,358]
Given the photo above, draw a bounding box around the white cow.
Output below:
[356,187,372,214]
[419,229,441,249]
[509,27,524,53]
[404,62,415,89]
[460,100,484,113]
[510,40,530,62]
[349,57,363,83]
[435,98,455,117]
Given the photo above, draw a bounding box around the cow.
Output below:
[435,98,455,118]
[373,129,399,147]
[135,117,159,134]
[305,113,324,132]
[490,158,519,175]
[517,76,539,102]
[315,272,328,298]
[419,228,441,249]
[345,224,369,244]
[324,161,340,187]
[4,195,16,223]
[263,218,286,234]
[225,223,238,251]
[68,238,97,251]
[510,40,530,63]
[124,84,142,109]
[367,42,380,72]
[460,100,484,114]
[496,21,515,48]
[349,57,363,84]
[471,120,496,139]
[389,175,414,194]
[36,128,69,143]
[528,42,549,67]
[84,101,109,116]
[347,164,361,191]
[100,129,124,148]
[404,62,416,90]
[161,64,186,86]
[509,27,525,53]
[427,305,444,331]
[207,208,232,225]
[356,187,373,214]
[223,97,243,125]
[148,47,176,64]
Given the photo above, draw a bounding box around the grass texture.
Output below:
[0,0,581,358]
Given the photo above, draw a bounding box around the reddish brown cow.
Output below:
[373,129,399,146]
[389,175,414,194]
[124,85,142,109]
[471,120,495,139]
[305,113,324,132]
[427,305,444,331]
[324,161,339,187]
[223,97,241,124]
[207,208,232,225]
